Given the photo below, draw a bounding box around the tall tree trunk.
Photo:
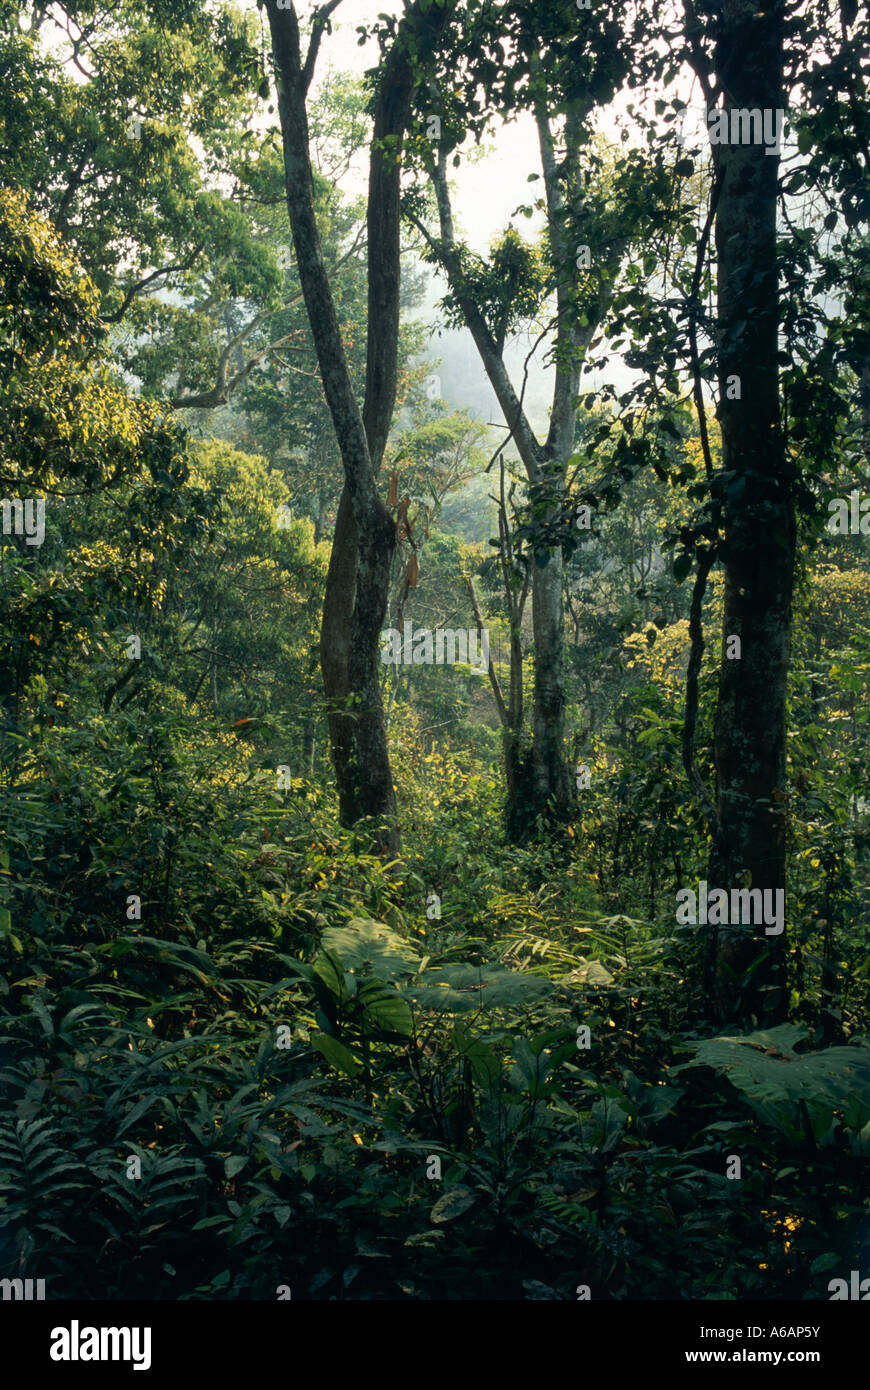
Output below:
[268,1,453,851]
[465,542,533,840]
[418,80,630,833]
[705,0,793,1023]
[531,543,572,815]
[319,485,372,829]
[423,141,578,832]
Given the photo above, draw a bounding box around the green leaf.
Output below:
[529,1027,574,1056]
[119,935,216,988]
[321,919,421,979]
[357,979,413,1036]
[405,962,553,1013]
[312,948,350,999]
[31,996,54,1036]
[522,1280,562,1299]
[810,1252,840,1274]
[577,959,615,987]
[311,1032,363,1076]
[430,1185,476,1224]
[224,1155,248,1179]
[671,1028,870,1142]
[452,1024,500,1087]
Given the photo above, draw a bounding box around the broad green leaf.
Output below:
[405,962,552,1013]
[311,1032,362,1077]
[321,919,421,979]
[430,1185,476,1224]
[313,949,351,1000]
[672,1027,870,1142]
[357,979,413,1036]
[452,1024,501,1087]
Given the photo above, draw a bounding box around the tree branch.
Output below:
[362,13,425,473]
[268,0,378,515]
[686,169,722,479]
[302,0,345,92]
[465,572,509,729]
[531,68,580,464]
[101,253,203,326]
[170,302,303,409]
[421,152,545,480]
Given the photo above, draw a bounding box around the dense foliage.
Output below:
[0,0,868,1301]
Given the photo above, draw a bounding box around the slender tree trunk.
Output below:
[425,145,575,830]
[706,0,793,1023]
[466,569,533,838]
[318,485,374,828]
[419,81,630,832]
[531,543,572,816]
[268,1,455,851]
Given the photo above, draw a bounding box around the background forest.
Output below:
[1,0,869,1302]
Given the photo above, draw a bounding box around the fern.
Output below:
[0,1116,90,1268]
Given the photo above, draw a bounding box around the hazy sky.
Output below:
[303,1,706,432]
[305,3,593,434]
[309,0,706,245]
[292,5,807,435]
[311,0,545,248]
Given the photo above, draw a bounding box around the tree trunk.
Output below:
[426,141,576,831]
[268,2,455,852]
[420,80,630,833]
[466,567,534,839]
[531,543,572,819]
[706,0,793,1024]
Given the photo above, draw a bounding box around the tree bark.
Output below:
[465,560,533,837]
[704,0,793,1023]
[424,142,575,831]
[268,1,427,851]
[531,544,573,814]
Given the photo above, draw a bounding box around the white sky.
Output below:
[307,0,710,240]
[302,0,713,430]
[306,5,572,431]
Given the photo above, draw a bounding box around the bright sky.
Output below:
[303,0,709,428]
[309,0,544,248]
[308,0,707,246]
[305,3,605,430]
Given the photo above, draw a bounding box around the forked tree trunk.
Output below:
[268,1,453,851]
[420,82,630,835]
